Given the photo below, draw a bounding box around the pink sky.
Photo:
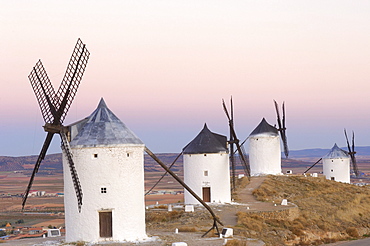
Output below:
[1,1,370,156]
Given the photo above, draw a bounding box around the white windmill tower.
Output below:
[248,101,289,176]
[322,144,350,183]
[248,118,282,176]
[64,98,147,243]
[182,123,231,204]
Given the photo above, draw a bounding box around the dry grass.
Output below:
[224,239,248,245]
[236,175,370,245]
[146,210,184,223]
[178,226,198,232]
[236,176,250,189]
[153,204,168,209]
[232,177,250,200]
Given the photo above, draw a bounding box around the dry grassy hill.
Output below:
[235,175,370,245]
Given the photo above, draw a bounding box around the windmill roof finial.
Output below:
[98,98,107,108]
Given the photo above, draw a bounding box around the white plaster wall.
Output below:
[249,134,282,176]
[183,153,231,205]
[63,144,147,243]
[323,157,350,183]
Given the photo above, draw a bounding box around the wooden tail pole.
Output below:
[145,152,182,196]
[304,158,322,174]
[144,147,223,236]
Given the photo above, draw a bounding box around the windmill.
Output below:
[344,129,359,177]
[274,100,289,158]
[304,129,359,180]
[182,123,231,205]
[22,39,90,212]
[247,100,288,176]
[222,97,250,192]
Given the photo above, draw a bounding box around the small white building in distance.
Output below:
[63,98,147,243]
[322,144,350,183]
[248,118,282,176]
[182,123,231,204]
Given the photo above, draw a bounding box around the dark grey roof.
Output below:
[249,118,278,136]
[182,123,228,154]
[69,98,143,147]
[323,143,349,159]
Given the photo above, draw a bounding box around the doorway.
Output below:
[99,211,112,238]
[202,187,211,202]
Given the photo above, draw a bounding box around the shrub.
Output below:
[346,227,359,237]
[236,212,265,231]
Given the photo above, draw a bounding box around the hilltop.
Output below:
[235,175,370,245]
[144,175,370,246]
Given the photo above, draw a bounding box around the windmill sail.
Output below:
[274,100,289,158]
[22,39,89,211]
[28,60,57,124]
[222,98,250,180]
[60,131,83,211]
[344,129,359,177]
[56,38,90,123]
[22,132,54,208]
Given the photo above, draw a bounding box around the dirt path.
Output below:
[219,176,296,227]
[237,176,266,205]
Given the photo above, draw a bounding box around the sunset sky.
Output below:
[1,1,370,156]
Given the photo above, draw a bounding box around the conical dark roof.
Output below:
[70,98,143,147]
[182,123,228,154]
[249,118,278,136]
[323,143,349,159]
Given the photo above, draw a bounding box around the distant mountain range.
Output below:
[289,146,370,158]
[1,146,370,172]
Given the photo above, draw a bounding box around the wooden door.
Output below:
[99,211,112,238]
[202,187,211,202]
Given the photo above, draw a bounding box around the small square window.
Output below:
[101,187,107,193]
[204,170,208,176]
[331,169,333,172]
[93,154,98,159]
[127,153,130,157]
[204,154,207,157]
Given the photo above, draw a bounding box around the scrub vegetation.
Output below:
[236,175,370,245]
